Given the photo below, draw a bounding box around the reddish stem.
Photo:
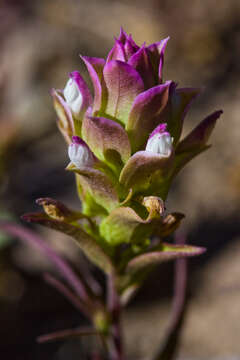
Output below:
[107,274,124,360]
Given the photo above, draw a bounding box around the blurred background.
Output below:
[0,0,240,359]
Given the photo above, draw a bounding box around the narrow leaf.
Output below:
[126,243,205,274]
[176,110,223,152]
[0,221,88,300]
[171,145,210,178]
[21,213,114,274]
[38,326,98,343]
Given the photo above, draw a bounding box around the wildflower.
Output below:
[68,136,95,168]
[63,73,83,118]
[63,71,92,123]
[145,123,173,157]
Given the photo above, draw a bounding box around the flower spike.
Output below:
[49,28,222,273]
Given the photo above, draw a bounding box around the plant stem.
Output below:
[107,274,124,360]
[37,326,98,343]
[153,232,188,360]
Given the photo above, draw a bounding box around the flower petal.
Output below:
[21,213,113,274]
[80,56,106,114]
[103,60,144,125]
[65,71,92,122]
[126,82,171,152]
[82,116,131,166]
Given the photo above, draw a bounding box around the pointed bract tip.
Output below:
[119,26,128,41]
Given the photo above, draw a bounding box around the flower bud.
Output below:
[142,196,165,218]
[68,136,95,168]
[63,73,83,118]
[145,123,173,157]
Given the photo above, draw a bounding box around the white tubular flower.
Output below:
[146,123,173,157]
[63,72,83,118]
[68,136,95,168]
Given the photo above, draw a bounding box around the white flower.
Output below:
[63,78,83,117]
[145,123,173,157]
[68,137,94,168]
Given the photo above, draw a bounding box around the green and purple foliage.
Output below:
[0,28,223,359]
[46,27,222,250]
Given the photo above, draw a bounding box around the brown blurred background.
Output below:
[0,0,240,359]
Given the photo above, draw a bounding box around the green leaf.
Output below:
[171,145,210,178]
[177,110,223,152]
[100,206,156,246]
[170,110,223,178]
[22,212,114,274]
[119,151,173,197]
[126,243,205,274]
[82,116,131,169]
[70,167,119,216]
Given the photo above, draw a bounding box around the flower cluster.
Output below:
[24,28,222,292]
